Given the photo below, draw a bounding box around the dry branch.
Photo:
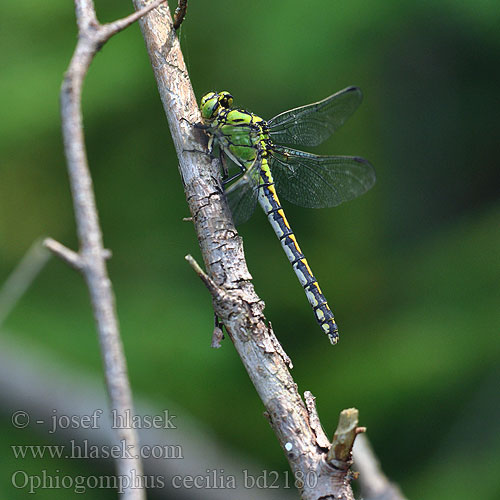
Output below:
[132,2,362,498]
[44,1,166,498]
[328,408,365,464]
[353,434,408,500]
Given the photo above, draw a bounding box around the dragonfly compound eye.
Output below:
[200,92,220,120]
[219,91,233,108]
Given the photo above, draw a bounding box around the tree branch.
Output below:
[185,254,225,301]
[45,1,165,498]
[353,434,408,500]
[132,2,363,498]
[328,408,366,465]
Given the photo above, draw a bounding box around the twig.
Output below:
[304,391,330,449]
[327,408,365,465]
[269,321,293,369]
[353,434,408,500]
[185,254,225,300]
[173,0,188,30]
[132,2,364,498]
[45,1,165,498]
[43,237,82,271]
[0,239,50,327]
[185,255,227,347]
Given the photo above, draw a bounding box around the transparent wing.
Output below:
[267,86,363,147]
[224,166,260,226]
[269,146,376,209]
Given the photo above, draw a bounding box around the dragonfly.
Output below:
[199,87,375,344]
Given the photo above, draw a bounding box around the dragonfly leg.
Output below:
[221,152,247,185]
[192,121,209,130]
[214,314,224,330]
[222,169,246,186]
[219,149,229,179]
[182,148,210,156]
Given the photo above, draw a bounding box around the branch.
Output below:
[45,1,165,498]
[44,237,82,270]
[185,254,225,301]
[304,391,331,449]
[132,2,363,498]
[327,408,365,465]
[353,434,408,500]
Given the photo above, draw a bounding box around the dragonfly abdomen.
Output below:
[257,160,339,344]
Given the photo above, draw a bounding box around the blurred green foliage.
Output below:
[1,0,499,498]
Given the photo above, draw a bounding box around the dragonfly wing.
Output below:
[224,167,260,226]
[267,86,363,147]
[269,146,376,209]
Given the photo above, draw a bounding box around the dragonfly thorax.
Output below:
[200,92,271,167]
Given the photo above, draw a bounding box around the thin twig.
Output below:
[353,434,408,500]
[328,408,365,465]
[101,0,166,41]
[269,321,293,369]
[185,254,225,300]
[44,237,82,271]
[46,1,165,498]
[304,391,330,449]
[132,2,364,499]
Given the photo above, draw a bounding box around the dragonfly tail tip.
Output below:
[328,333,339,345]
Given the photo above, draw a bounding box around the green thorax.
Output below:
[201,91,270,167]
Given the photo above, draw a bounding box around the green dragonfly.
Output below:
[199,87,375,344]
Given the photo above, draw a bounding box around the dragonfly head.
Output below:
[200,91,233,120]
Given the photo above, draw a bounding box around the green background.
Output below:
[1,0,499,498]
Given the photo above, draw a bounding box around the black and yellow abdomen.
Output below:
[257,158,339,344]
